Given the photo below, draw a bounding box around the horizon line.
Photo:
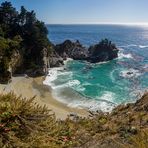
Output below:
[46,22,148,26]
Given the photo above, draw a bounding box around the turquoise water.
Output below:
[44,25,148,111]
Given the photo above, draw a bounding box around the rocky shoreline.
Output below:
[53,39,118,64]
[1,38,119,84]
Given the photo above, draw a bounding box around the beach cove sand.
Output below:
[0,76,89,119]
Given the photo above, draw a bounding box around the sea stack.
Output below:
[87,38,119,63]
[54,39,119,63]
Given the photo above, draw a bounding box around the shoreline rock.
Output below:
[87,39,119,63]
[55,40,88,60]
[54,39,119,63]
[0,39,119,83]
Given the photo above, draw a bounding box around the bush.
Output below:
[0,92,148,147]
[0,93,82,147]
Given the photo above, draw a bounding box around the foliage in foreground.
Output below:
[0,92,148,148]
[0,93,86,148]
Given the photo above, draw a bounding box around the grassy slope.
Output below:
[0,92,148,148]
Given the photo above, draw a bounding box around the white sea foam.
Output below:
[82,82,92,86]
[67,80,81,87]
[110,69,117,83]
[68,100,114,112]
[43,57,74,87]
[52,88,116,112]
[118,47,133,59]
[119,44,137,48]
[67,91,116,112]
[43,66,72,88]
[120,68,141,78]
[63,58,73,65]
[98,91,115,102]
[119,44,148,49]
[139,45,148,49]
[43,67,62,86]
[118,52,133,59]
[143,64,148,69]
[95,61,109,65]
[74,85,86,92]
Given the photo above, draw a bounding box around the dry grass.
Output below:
[129,129,148,148]
[0,93,90,147]
[0,92,148,148]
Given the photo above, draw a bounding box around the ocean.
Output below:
[44,24,148,112]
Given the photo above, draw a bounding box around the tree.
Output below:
[26,10,36,25]
[19,6,27,26]
[0,1,19,37]
[0,1,52,81]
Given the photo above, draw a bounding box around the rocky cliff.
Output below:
[0,38,119,84]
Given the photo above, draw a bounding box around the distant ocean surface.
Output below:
[44,25,148,112]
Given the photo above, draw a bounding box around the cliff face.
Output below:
[0,50,22,84]
[13,48,50,77]
[0,47,47,83]
[9,50,22,74]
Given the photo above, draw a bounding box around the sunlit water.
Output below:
[44,25,148,112]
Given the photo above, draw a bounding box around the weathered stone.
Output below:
[55,40,88,60]
[55,39,119,63]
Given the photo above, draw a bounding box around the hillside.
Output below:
[0,92,147,148]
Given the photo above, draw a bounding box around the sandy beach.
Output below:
[0,76,89,119]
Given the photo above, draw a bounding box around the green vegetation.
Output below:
[0,1,147,147]
[0,93,88,147]
[0,1,52,82]
[99,38,116,49]
[91,38,117,56]
[0,92,147,148]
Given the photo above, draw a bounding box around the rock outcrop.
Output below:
[0,39,119,84]
[0,50,22,84]
[55,40,88,60]
[88,39,119,63]
[49,52,64,68]
[54,39,119,63]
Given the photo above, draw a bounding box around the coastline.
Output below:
[0,76,89,120]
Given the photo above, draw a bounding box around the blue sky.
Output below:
[1,0,148,24]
